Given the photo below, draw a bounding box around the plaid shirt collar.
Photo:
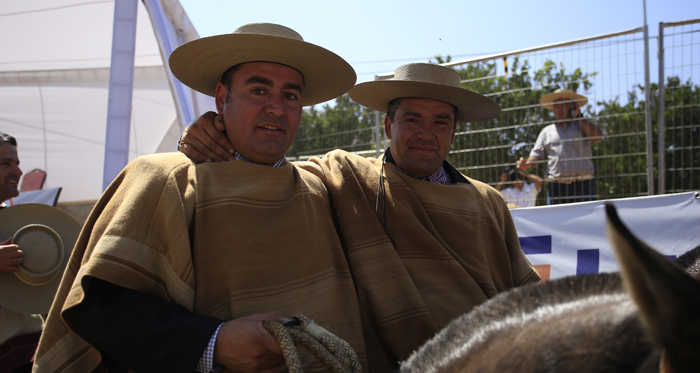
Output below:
[233,152,285,167]
[384,148,453,185]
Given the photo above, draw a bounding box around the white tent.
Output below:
[0,0,211,204]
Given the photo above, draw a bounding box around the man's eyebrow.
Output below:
[434,113,453,120]
[245,76,274,86]
[400,111,423,118]
[244,76,303,94]
[283,82,303,94]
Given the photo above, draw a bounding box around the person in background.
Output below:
[0,131,23,272]
[517,89,603,204]
[495,166,543,208]
[0,131,43,373]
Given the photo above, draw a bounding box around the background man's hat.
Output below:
[169,23,356,106]
[348,63,501,123]
[0,204,81,314]
[540,88,588,110]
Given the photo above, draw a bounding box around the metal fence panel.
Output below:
[288,19,699,206]
[444,29,653,206]
[659,19,700,194]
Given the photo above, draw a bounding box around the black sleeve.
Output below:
[71,277,224,373]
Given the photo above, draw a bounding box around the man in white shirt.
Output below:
[517,89,603,204]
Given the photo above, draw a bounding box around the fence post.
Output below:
[643,22,655,195]
[657,22,666,194]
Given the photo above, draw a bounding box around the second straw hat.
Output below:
[349,63,501,123]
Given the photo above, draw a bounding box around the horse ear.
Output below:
[605,202,700,372]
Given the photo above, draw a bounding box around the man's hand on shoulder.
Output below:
[214,312,288,373]
[179,111,235,163]
[0,237,22,273]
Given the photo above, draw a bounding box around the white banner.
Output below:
[512,192,700,280]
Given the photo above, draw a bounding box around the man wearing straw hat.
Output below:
[180,62,540,367]
[0,131,23,273]
[0,131,37,373]
[516,88,603,204]
[34,23,369,373]
[0,131,82,372]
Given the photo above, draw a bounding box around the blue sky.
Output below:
[179,0,698,85]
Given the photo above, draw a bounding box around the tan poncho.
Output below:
[34,153,367,373]
[301,150,540,364]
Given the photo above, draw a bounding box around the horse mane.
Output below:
[675,244,700,280]
[401,273,658,373]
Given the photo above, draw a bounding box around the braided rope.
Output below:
[263,314,362,373]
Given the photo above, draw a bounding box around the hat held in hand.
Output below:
[0,204,81,314]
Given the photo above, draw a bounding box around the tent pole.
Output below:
[103,0,138,191]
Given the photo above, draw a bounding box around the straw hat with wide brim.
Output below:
[540,89,588,110]
[169,23,356,107]
[0,204,81,314]
[349,63,501,123]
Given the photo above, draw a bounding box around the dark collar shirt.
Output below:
[232,152,285,168]
[384,148,470,185]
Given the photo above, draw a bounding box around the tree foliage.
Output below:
[287,92,378,159]
[592,77,700,197]
[661,77,700,192]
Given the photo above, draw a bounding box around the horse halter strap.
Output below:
[263,314,362,373]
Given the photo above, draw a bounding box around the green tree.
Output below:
[593,85,649,198]
[659,77,700,193]
[593,77,700,198]
[288,93,378,159]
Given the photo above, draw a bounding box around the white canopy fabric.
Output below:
[0,0,211,203]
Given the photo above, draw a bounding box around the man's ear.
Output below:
[214,83,227,114]
[450,121,457,144]
[384,116,392,140]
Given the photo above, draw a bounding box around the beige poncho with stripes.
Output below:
[33,153,367,373]
[300,150,540,366]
